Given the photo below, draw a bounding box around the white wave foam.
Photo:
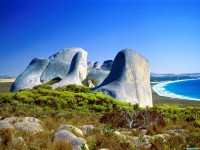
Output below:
[152,79,200,101]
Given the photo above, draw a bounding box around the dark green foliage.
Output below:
[186,133,200,147]
[99,108,126,127]
[100,107,166,130]
[0,84,132,112]
[56,84,92,93]
[82,78,97,87]
[45,77,62,85]
[154,105,200,126]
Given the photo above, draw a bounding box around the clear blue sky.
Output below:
[0,0,200,77]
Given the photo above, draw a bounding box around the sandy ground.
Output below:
[0,78,16,83]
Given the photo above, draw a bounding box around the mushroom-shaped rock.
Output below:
[10,58,50,92]
[52,51,87,89]
[41,48,87,83]
[13,122,42,133]
[53,130,89,150]
[93,49,152,107]
[101,60,113,71]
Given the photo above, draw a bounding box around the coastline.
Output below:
[1,81,200,107]
[152,79,200,101]
[0,78,16,83]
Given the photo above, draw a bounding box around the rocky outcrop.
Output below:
[53,130,89,150]
[101,60,113,71]
[10,48,152,108]
[10,58,49,92]
[58,124,84,137]
[86,60,113,86]
[87,70,110,86]
[79,125,94,134]
[93,49,152,107]
[93,62,101,70]
[87,61,94,72]
[86,80,95,88]
[13,122,43,133]
[10,48,87,92]
[41,48,87,83]
[52,51,87,89]
[1,117,43,134]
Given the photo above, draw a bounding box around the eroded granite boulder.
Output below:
[101,60,113,71]
[86,60,113,86]
[41,48,87,83]
[52,51,87,89]
[10,58,49,92]
[93,49,152,107]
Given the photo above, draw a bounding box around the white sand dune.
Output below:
[0,78,16,83]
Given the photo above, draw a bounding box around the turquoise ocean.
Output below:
[153,79,200,101]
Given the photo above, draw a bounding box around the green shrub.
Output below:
[56,84,92,93]
[82,78,97,87]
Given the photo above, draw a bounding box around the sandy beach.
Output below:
[0,78,16,83]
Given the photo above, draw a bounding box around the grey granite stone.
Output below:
[93,49,152,107]
[52,51,87,89]
[10,58,49,92]
[101,60,113,71]
[41,48,87,83]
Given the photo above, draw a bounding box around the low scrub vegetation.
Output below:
[0,84,200,149]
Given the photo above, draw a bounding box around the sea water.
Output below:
[153,79,200,101]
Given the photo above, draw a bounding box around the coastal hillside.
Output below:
[0,83,200,149]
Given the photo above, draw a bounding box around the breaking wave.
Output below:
[152,79,200,101]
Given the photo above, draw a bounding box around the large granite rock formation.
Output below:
[11,48,87,92]
[87,62,94,72]
[52,51,87,89]
[10,58,49,92]
[86,60,113,86]
[101,60,113,71]
[41,48,87,83]
[93,49,152,107]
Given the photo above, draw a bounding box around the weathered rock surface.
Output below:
[86,80,95,88]
[10,48,87,92]
[79,125,94,134]
[10,58,50,92]
[58,124,84,137]
[101,60,113,71]
[22,117,41,123]
[93,49,152,107]
[13,122,43,133]
[86,60,113,86]
[2,117,19,124]
[53,130,89,150]
[93,62,101,70]
[167,129,189,136]
[87,70,109,86]
[41,48,87,83]
[87,62,94,72]
[13,137,27,150]
[52,51,87,89]
[0,121,13,129]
